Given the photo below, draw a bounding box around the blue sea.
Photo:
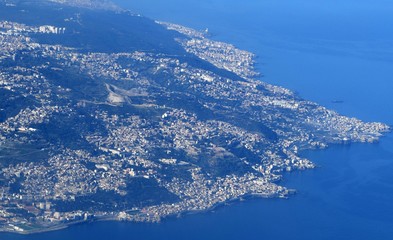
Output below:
[3,0,393,239]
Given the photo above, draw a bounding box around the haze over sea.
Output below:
[3,0,393,239]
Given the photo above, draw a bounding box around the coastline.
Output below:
[4,130,391,235]
[0,1,392,237]
[0,191,291,235]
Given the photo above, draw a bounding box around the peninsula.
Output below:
[0,0,390,234]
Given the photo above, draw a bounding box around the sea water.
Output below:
[2,0,393,239]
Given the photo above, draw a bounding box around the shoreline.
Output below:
[2,133,392,236]
[0,1,391,237]
[0,192,290,235]
[1,134,391,235]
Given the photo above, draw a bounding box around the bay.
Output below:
[2,0,393,239]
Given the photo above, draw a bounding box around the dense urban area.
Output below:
[0,0,390,234]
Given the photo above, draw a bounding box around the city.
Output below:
[0,1,390,234]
